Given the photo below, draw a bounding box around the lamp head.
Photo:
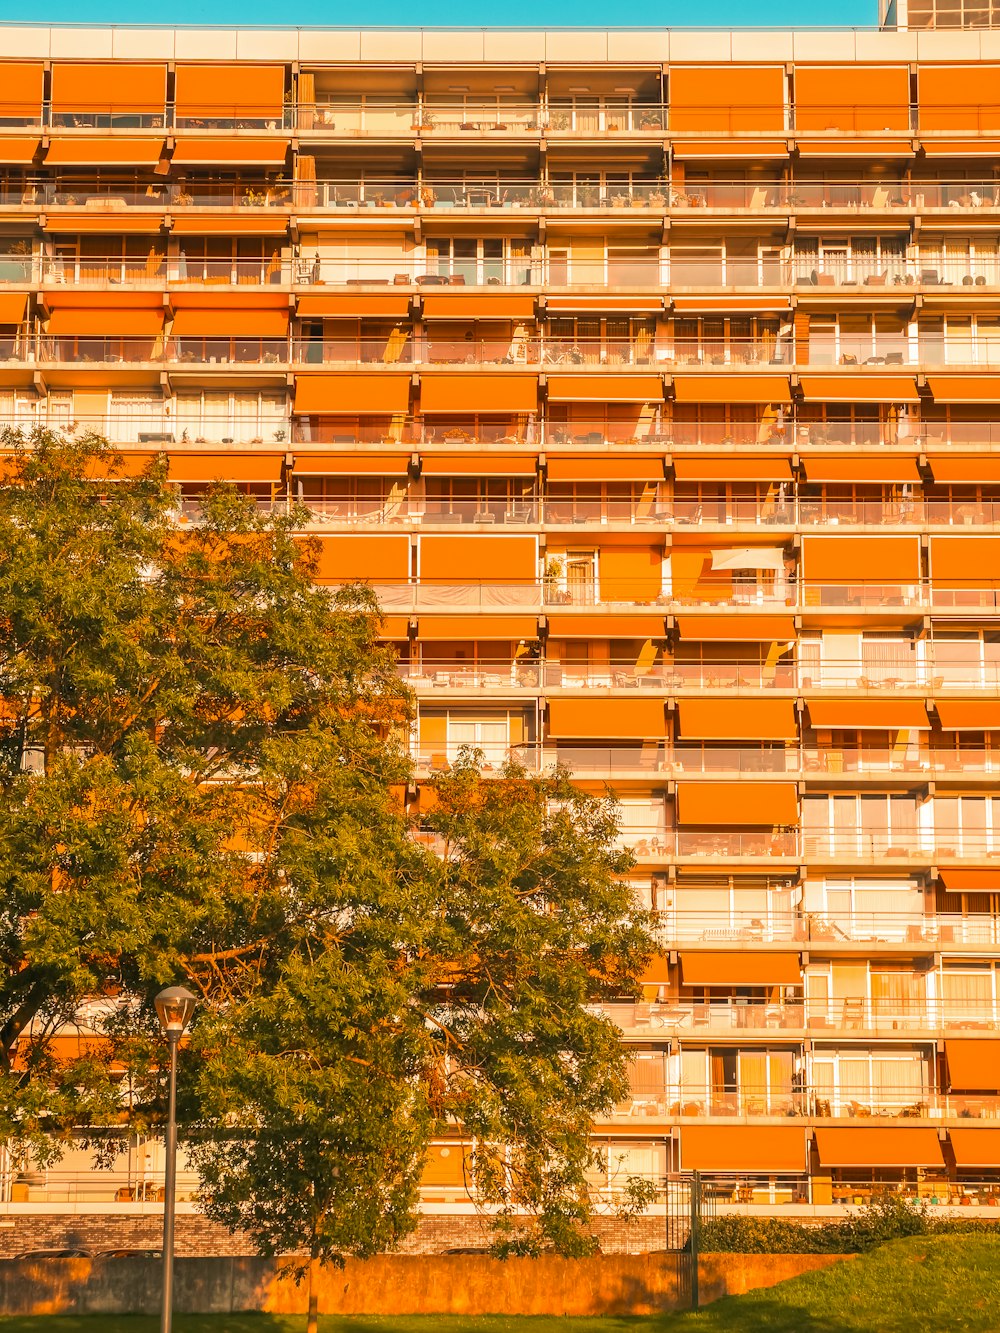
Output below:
[154,985,197,1036]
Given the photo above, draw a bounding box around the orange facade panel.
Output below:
[935,700,1000,731]
[45,139,166,166]
[680,1126,807,1173]
[416,615,538,640]
[292,453,410,476]
[49,62,166,113]
[806,700,930,730]
[546,297,663,314]
[601,545,663,600]
[669,65,786,133]
[47,308,164,337]
[0,137,40,163]
[672,455,793,481]
[418,535,537,581]
[918,65,1000,133]
[929,536,1000,587]
[928,455,1000,483]
[672,297,791,313]
[939,868,1000,890]
[0,294,27,326]
[44,213,165,234]
[677,698,798,741]
[950,1129,1000,1167]
[296,294,411,318]
[174,64,286,118]
[311,535,411,583]
[167,453,284,483]
[420,453,537,477]
[800,535,920,582]
[946,1040,1000,1092]
[547,697,666,739]
[794,65,911,133]
[0,63,43,120]
[797,375,920,403]
[546,613,667,637]
[546,455,665,482]
[679,952,802,986]
[671,139,789,158]
[801,455,922,483]
[675,781,798,826]
[671,375,790,404]
[546,375,664,403]
[926,375,1000,403]
[170,308,288,338]
[422,295,535,319]
[293,374,411,415]
[419,374,538,414]
[675,615,797,642]
[814,1128,944,1168]
[170,139,290,166]
[171,215,289,236]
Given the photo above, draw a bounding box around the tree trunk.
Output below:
[306,1254,319,1333]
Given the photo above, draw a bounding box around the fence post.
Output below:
[690,1169,701,1311]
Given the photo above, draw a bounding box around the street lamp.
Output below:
[154,985,197,1333]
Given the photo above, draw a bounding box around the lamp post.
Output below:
[154,985,197,1333]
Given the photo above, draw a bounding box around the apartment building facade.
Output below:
[3,22,1000,1234]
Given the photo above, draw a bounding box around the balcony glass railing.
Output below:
[595,997,1000,1034]
[604,1085,1000,1121]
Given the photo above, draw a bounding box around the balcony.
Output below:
[603,1085,1000,1122]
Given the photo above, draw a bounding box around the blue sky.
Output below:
[0,1,875,27]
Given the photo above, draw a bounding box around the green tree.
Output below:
[0,432,654,1332]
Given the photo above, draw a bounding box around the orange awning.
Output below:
[419,375,538,414]
[545,296,663,313]
[681,1125,807,1173]
[801,535,921,582]
[546,455,665,482]
[292,453,410,476]
[938,868,999,890]
[297,294,411,319]
[311,534,411,583]
[679,952,802,986]
[601,545,664,600]
[936,700,1000,731]
[547,613,666,637]
[170,139,290,166]
[796,138,913,156]
[547,697,666,739]
[949,1129,1000,1167]
[0,63,43,120]
[174,64,286,119]
[171,308,288,338]
[918,65,1000,134]
[671,139,790,158]
[921,138,1000,156]
[0,294,27,326]
[418,535,536,581]
[0,137,40,163]
[946,1040,1000,1092]
[546,375,664,403]
[675,781,798,826]
[672,455,792,481]
[930,536,1000,587]
[672,297,791,313]
[640,953,671,986]
[669,65,787,133]
[416,615,538,640]
[677,699,798,741]
[47,308,164,337]
[45,139,167,166]
[801,455,922,483]
[928,455,1000,483]
[797,375,920,403]
[50,63,167,113]
[675,615,796,642]
[293,374,411,415]
[43,212,165,234]
[377,616,411,640]
[794,65,911,133]
[814,1128,944,1168]
[807,700,930,730]
[420,453,537,477]
[167,453,283,484]
[171,215,289,236]
[170,292,289,309]
[926,376,1000,404]
[672,375,791,404]
[422,295,535,319]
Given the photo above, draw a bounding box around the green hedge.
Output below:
[699,1195,1000,1255]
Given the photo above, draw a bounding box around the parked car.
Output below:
[15,1249,93,1259]
[96,1249,162,1259]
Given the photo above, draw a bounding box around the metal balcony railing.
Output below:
[595,997,1000,1035]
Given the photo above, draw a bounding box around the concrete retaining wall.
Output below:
[0,1252,850,1317]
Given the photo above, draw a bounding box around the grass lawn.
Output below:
[1,1235,999,1332]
